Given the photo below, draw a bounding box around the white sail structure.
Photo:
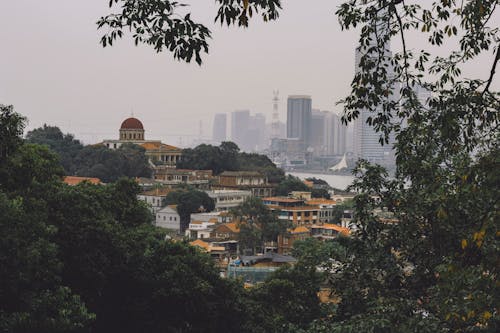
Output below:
[329,153,348,171]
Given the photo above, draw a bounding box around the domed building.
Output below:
[120,117,145,141]
[101,117,182,167]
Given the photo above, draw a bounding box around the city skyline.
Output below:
[1,1,497,146]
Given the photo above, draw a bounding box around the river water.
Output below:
[288,172,355,190]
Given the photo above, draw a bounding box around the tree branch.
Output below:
[483,43,500,94]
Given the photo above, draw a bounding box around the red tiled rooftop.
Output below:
[63,176,101,185]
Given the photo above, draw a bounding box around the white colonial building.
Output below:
[156,205,180,231]
[205,190,252,212]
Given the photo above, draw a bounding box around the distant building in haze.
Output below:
[212,113,227,144]
[231,110,267,152]
[324,112,346,156]
[310,109,327,156]
[231,110,250,150]
[352,40,397,166]
[287,95,312,148]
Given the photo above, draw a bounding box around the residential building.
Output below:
[212,113,227,143]
[277,226,311,254]
[213,171,275,197]
[306,198,339,223]
[262,197,320,226]
[190,211,231,224]
[190,239,227,263]
[137,187,171,213]
[154,168,213,189]
[211,222,241,240]
[206,190,252,211]
[311,223,350,239]
[156,205,181,231]
[186,220,217,239]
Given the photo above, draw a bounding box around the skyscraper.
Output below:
[231,110,250,150]
[287,95,312,148]
[212,113,227,144]
[310,109,327,156]
[353,40,397,166]
[324,112,346,156]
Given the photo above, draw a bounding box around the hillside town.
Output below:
[2,1,498,332]
[65,116,357,283]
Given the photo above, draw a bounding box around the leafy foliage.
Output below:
[177,141,285,182]
[26,124,83,174]
[165,187,215,232]
[97,0,282,64]
[311,1,500,332]
[26,125,152,182]
[275,175,310,196]
[231,196,290,254]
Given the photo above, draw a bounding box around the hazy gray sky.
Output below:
[1,1,498,146]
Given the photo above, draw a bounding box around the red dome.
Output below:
[120,117,144,130]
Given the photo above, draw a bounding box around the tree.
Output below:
[311,188,331,199]
[71,144,151,182]
[165,188,215,232]
[231,197,290,254]
[243,263,324,333]
[306,1,500,332]
[0,105,25,163]
[275,175,310,196]
[98,0,282,65]
[26,125,83,174]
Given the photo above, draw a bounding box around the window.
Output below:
[283,238,289,245]
[169,217,172,221]
[163,216,166,221]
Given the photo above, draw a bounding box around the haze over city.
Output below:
[2,0,497,146]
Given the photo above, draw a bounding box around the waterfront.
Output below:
[288,172,355,190]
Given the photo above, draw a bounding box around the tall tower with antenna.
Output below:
[271,90,280,139]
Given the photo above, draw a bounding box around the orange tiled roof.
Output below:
[190,239,225,252]
[63,176,101,185]
[140,142,181,151]
[190,239,210,251]
[140,142,160,150]
[306,199,337,205]
[220,222,240,233]
[312,223,351,236]
[291,226,310,234]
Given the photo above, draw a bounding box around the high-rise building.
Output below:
[324,112,346,156]
[250,113,267,151]
[231,110,250,150]
[287,95,312,147]
[353,40,397,166]
[212,113,227,144]
[310,109,327,156]
[231,110,267,152]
